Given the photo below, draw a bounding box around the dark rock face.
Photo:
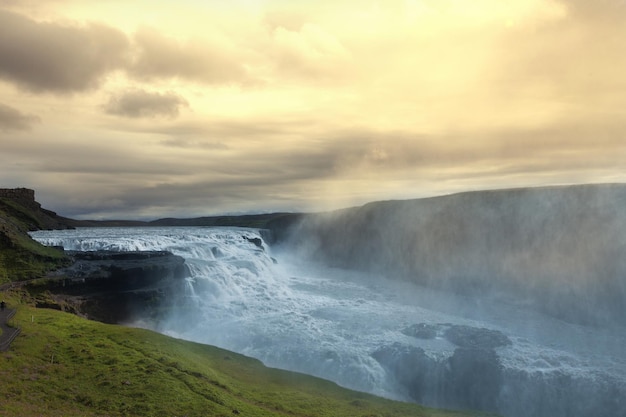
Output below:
[374,323,625,417]
[401,323,511,348]
[374,325,506,413]
[0,187,74,230]
[401,323,438,339]
[34,251,190,323]
[447,347,503,412]
[58,251,189,291]
[372,345,505,413]
[243,236,264,250]
[443,325,511,349]
[372,344,445,406]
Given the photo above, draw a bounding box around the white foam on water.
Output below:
[30,227,626,415]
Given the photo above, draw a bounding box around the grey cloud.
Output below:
[84,174,317,219]
[105,89,189,118]
[316,123,626,179]
[0,103,40,131]
[160,138,228,150]
[0,132,188,176]
[102,118,626,198]
[144,118,315,138]
[104,117,322,152]
[40,159,188,176]
[31,145,189,177]
[11,117,626,220]
[129,27,250,84]
[45,173,307,219]
[0,10,129,93]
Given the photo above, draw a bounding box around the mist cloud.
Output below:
[0,103,40,131]
[0,10,129,93]
[105,89,189,119]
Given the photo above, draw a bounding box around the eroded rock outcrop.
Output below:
[378,324,509,413]
[374,323,624,417]
[30,250,190,323]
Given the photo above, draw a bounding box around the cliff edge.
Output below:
[0,188,71,282]
[27,250,190,324]
[283,183,626,326]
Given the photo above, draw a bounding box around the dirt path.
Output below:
[0,307,20,351]
[0,276,68,352]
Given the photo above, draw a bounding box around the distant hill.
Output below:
[149,212,302,230]
[59,210,303,232]
[0,185,304,229]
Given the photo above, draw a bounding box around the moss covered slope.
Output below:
[0,197,70,283]
[0,300,483,417]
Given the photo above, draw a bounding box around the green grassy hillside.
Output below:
[0,198,70,283]
[0,294,484,417]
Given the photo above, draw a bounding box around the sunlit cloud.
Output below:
[0,0,625,218]
[128,27,254,84]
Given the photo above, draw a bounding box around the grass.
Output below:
[0,243,67,284]
[0,198,70,284]
[0,291,485,417]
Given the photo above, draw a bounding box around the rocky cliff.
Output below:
[0,188,74,231]
[28,250,190,324]
[282,184,626,326]
[0,189,71,282]
[0,188,190,323]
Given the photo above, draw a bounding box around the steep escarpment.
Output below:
[27,250,190,324]
[0,188,74,231]
[282,184,626,326]
[0,188,190,324]
[0,189,71,282]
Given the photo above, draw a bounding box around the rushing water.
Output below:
[30,227,626,417]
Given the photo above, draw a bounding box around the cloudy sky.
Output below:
[1,0,625,219]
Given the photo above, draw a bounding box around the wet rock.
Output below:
[444,325,511,349]
[56,250,189,292]
[244,236,264,250]
[447,347,503,412]
[30,251,190,324]
[372,343,445,406]
[372,341,504,413]
[401,323,438,339]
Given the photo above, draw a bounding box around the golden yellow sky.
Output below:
[1,0,625,219]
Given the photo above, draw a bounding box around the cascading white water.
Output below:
[30,227,626,417]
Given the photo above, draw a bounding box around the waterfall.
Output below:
[31,226,626,417]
